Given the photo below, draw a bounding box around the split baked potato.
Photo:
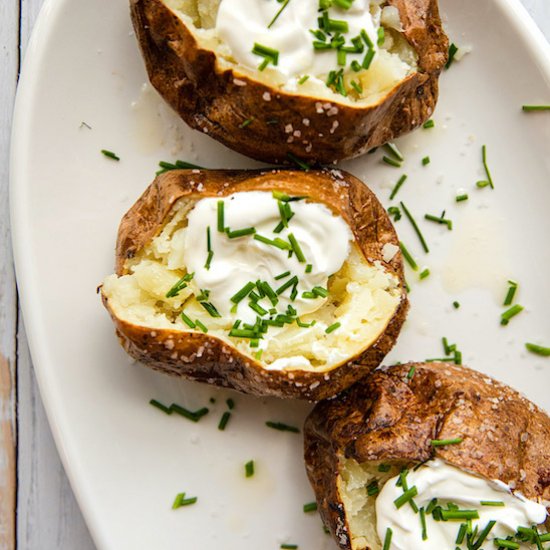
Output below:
[304,362,550,549]
[100,169,408,400]
[130,0,448,164]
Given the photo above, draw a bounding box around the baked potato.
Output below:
[304,362,550,549]
[100,168,408,400]
[130,0,448,164]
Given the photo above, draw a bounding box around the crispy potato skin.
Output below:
[304,363,550,548]
[101,169,408,400]
[129,0,448,164]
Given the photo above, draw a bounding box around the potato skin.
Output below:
[130,0,448,165]
[304,363,550,548]
[101,168,408,400]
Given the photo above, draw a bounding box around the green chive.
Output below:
[217,201,224,232]
[423,119,435,129]
[453,301,460,309]
[265,421,300,433]
[166,272,194,298]
[503,280,518,306]
[268,0,290,28]
[303,502,318,513]
[480,501,505,506]
[430,437,463,447]
[181,311,196,328]
[424,213,453,230]
[522,105,550,111]
[383,155,401,168]
[493,540,519,549]
[389,174,407,200]
[255,349,264,360]
[399,242,418,271]
[382,528,393,550]
[150,398,172,414]
[298,74,310,85]
[394,486,418,509]
[440,509,479,521]
[445,43,458,69]
[226,227,256,238]
[101,149,120,161]
[419,268,430,280]
[400,202,429,253]
[218,411,231,431]
[200,301,221,318]
[172,493,197,509]
[305,264,312,273]
[254,234,291,250]
[312,286,328,298]
[231,282,256,304]
[456,193,469,202]
[276,275,299,295]
[525,342,550,356]
[204,250,214,270]
[245,460,255,477]
[170,404,208,422]
[249,301,268,316]
[377,27,385,45]
[482,145,495,189]
[350,80,363,94]
[422,156,430,166]
[287,152,310,171]
[195,319,208,333]
[378,463,391,472]
[367,480,379,496]
[325,322,341,334]
[239,118,254,129]
[280,545,298,549]
[419,508,428,540]
[407,366,416,380]
[274,271,291,280]
[252,43,279,70]
[384,143,404,162]
[501,304,524,325]
[388,206,401,222]
[226,398,235,410]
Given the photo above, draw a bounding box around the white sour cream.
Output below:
[376,459,548,550]
[215,0,378,80]
[182,191,353,324]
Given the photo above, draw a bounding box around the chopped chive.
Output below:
[172,493,197,509]
[244,460,254,477]
[378,463,391,472]
[150,398,172,414]
[493,540,519,549]
[424,213,453,230]
[382,528,393,550]
[195,319,208,333]
[298,74,310,85]
[204,250,214,270]
[312,286,328,298]
[367,480,379,496]
[384,143,404,162]
[229,328,261,339]
[482,145,495,189]
[388,206,401,222]
[268,0,290,28]
[166,272,194,298]
[407,366,416,380]
[217,201,224,232]
[181,311,196,328]
[394,486,418,509]
[171,403,208,422]
[252,43,279,70]
[503,280,518,306]
[218,411,231,431]
[226,227,256,238]
[288,233,306,263]
[522,105,550,111]
[303,502,318,513]
[101,149,120,161]
[377,27,385,45]
[249,301,268,316]
[445,43,458,69]
[477,180,490,188]
[255,349,264,360]
[305,264,312,273]
[480,501,505,506]
[239,118,254,129]
[389,174,407,200]
[325,322,341,334]
[231,282,256,304]
[383,155,402,168]
[280,545,298,549]
[430,437,463,447]
[350,80,363,94]
[286,152,310,171]
[501,304,524,325]
[420,507,427,540]
[456,193,469,202]
[423,119,435,129]
[419,268,430,280]
[254,234,291,250]
[525,342,550,356]
[276,275,299,295]
[400,202,429,253]
[399,242,418,271]
[422,156,430,166]
[200,301,221,318]
[440,509,479,521]
[456,523,467,544]
[275,271,291,280]
[453,301,460,309]
[265,421,300,433]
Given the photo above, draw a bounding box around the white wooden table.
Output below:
[0,1,548,548]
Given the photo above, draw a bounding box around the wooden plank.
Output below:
[0,0,21,548]
[15,0,95,548]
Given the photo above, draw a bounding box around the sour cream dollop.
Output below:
[376,459,548,550]
[215,0,378,79]
[183,191,353,324]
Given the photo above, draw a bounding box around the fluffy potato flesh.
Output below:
[102,197,402,372]
[163,0,418,105]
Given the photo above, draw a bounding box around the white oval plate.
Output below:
[10,0,550,548]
